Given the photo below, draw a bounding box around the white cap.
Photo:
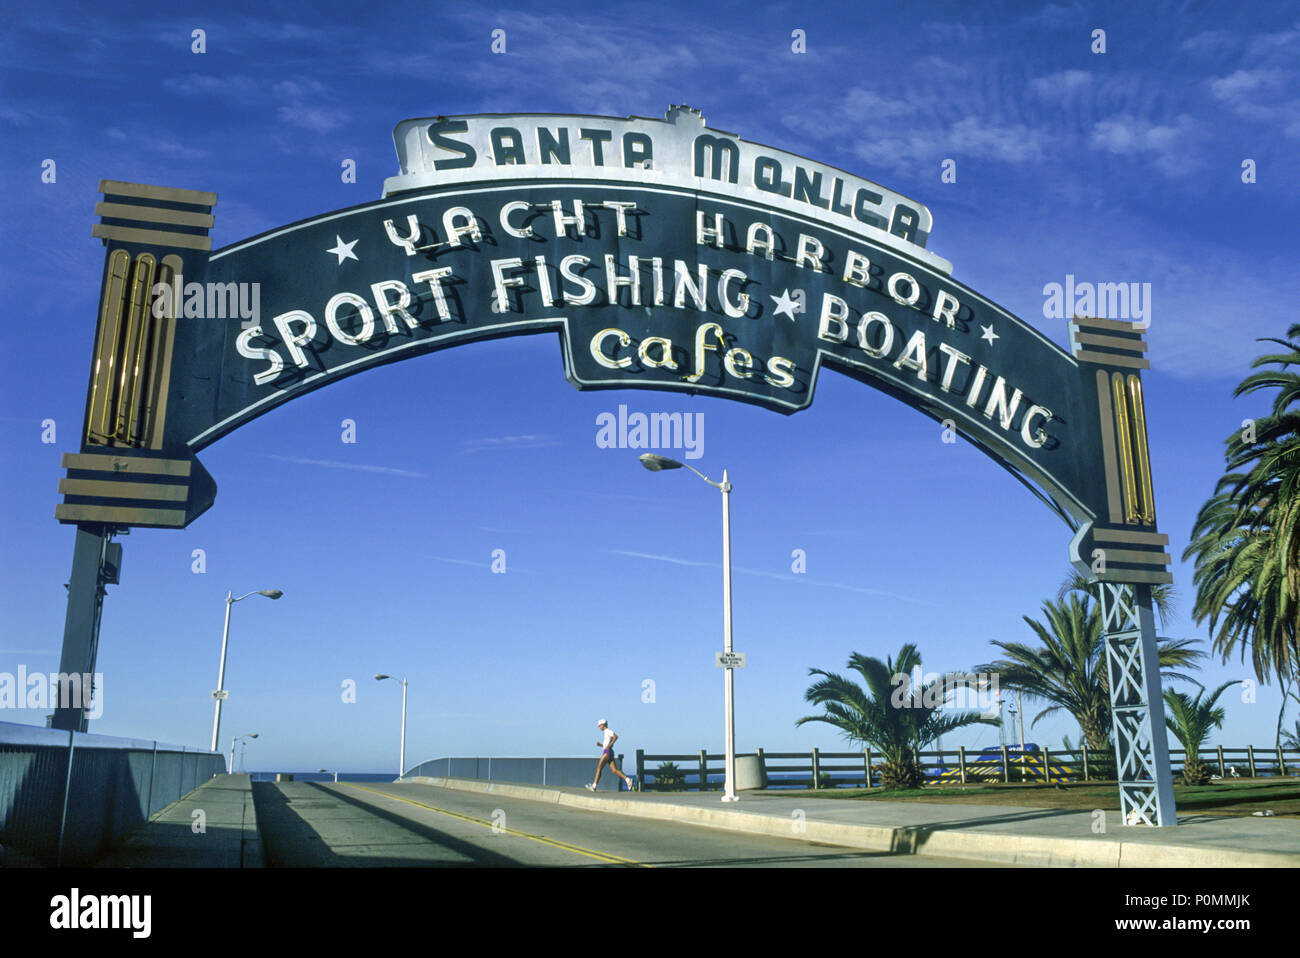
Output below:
[596,718,607,726]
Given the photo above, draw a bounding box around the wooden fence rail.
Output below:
[634,745,1300,790]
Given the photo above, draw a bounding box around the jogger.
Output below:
[586,719,634,791]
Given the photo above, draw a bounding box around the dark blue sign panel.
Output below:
[160,181,1100,526]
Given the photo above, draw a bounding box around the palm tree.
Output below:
[1163,682,1238,785]
[652,761,685,792]
[795,644,999,789]
[1184,324,1300,743]
[1186,477,1298,690]
[978,594,1204,756]
[1282,719,1300,752]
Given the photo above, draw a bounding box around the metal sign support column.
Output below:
[51,525,115,731]
[1100,581,1177,826]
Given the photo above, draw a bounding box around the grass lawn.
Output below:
[776,778,1300,817]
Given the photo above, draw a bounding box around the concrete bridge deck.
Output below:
[404,776,1300,867]
[85,774,1300,868]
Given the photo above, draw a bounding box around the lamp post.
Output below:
[375,674,408,777]
[638,453,739,802]
[230,732,258,774]
[318,768,339,783]
[210,589,282,753]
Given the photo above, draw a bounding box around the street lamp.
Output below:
[375,674,408,778]
[318,768,340,783]
[210,589,282,753]
[230,732,258,774]
[638,453,740,803]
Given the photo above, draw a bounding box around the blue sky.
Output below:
[2,1,1298,772]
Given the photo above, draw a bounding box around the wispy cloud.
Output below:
[424,554,538,574]
[605,551,933,605]
[461,434,559,454]
[1028,69,1093,99]
[786,85,1052,173]
[162,70,351,136]
[426,555,489,569]
[162,74,262,98]
[1207,66,1300,136]
[101,126,209,160]
[1180,30,1236,56]
[1018,2,1087,28]
[560,488,664,504]
[1209,68,1286,101]
[606,549,711,568]
[734,566,936,606]
[416,711,531,725]
[1088,114,1200,176]
[393,8,732,119]
[271,79,350,133]
[0,106,35,126]
[262,454,429,478]
[947,116,1049,165]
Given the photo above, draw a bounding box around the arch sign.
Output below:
[53,106,1177,826]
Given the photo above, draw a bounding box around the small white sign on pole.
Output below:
[716,652,746,669]
[211,690,229,700]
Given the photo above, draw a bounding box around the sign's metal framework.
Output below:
[51,107,1179,826]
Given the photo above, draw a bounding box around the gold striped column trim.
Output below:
[54,504,187,526]
[1094,528,1169,546]
[1095,370,1123,524]
[61,453,192,477]
[98,180,218,207]
[58,478,189,502]
[91,223,212,251]
[1076,350,1150,370]
[1072,332,1149,352]
[95,201,215,228]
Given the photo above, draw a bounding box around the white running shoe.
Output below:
[584,783,596,791]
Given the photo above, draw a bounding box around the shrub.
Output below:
[652,761,686,791]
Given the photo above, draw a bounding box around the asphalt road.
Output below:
[252,781,1007,867]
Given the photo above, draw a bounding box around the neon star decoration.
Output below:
[327,235,359,264]
[770,288,800,321]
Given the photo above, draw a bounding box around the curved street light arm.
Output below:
[680,462,731,491]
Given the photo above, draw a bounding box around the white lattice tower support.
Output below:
[1099,581,1177,826]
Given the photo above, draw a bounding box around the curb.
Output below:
[401,776,1300,868]
[239,775,264,868]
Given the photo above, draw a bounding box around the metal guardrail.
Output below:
[0,720,225,866]
[404,755,630,791]
[634,744,1300,790]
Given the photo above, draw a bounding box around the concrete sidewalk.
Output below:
[95,773,263,867]
[403,776,1300,867]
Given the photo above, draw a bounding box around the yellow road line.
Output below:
[341,783,651,867]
